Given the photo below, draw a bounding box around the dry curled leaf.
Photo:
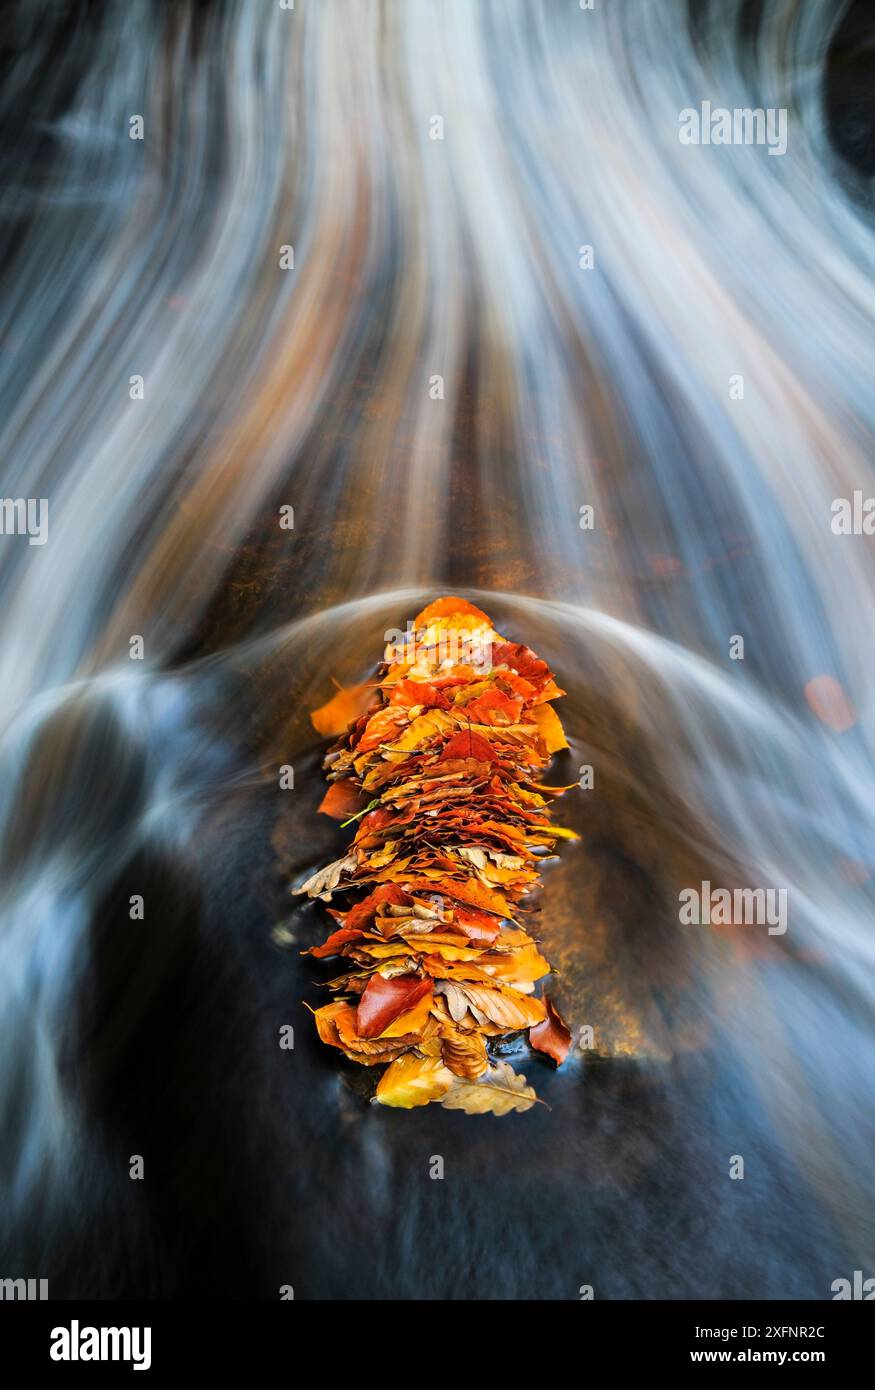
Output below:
[452,982,547,1031]
[528,996,573,1067]
[298,853,357,901]
[440,1028,489,1079]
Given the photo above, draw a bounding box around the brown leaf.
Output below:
[529,996,573,1066]
[297,853,358,900]
[432,980,472,1024]
[440,1028,489,1079]
[453,982,546,1031]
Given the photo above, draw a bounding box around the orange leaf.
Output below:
[343,884,412,933]
[311,683,373,737]
[318,780,367,821]
[402,876,512,919]
[414,596,492,626]
[461,689,524,725]
[307,926,365,958]
[387,679,450,710]
[804,675,856,733]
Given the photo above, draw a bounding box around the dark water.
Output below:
[8,720,859,1301]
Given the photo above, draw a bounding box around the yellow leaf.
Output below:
[479,942,552,986]
[385,709,457,757]
[398,935,485,960]
[536,824,580,841]
[530,702,568,753]
[362,840,399,868]
[376,991,435,1039]
[351,942,416,960]
[374,1053,455,1108]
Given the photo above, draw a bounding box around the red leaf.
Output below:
[356,974,433,1038]
[451,905,503,944]
[439,730,498,763]
[491,641,551,686]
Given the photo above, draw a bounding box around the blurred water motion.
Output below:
[1,0,874,1297]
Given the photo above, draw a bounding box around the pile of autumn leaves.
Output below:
[297,597,574,1114]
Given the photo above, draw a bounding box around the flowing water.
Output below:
[1,0,874,1297]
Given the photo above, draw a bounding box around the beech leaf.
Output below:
[374,1053,455,1108]
[355,973,433,1038]
[529,996,573,1066]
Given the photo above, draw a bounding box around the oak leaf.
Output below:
[440,1061,539,1115]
